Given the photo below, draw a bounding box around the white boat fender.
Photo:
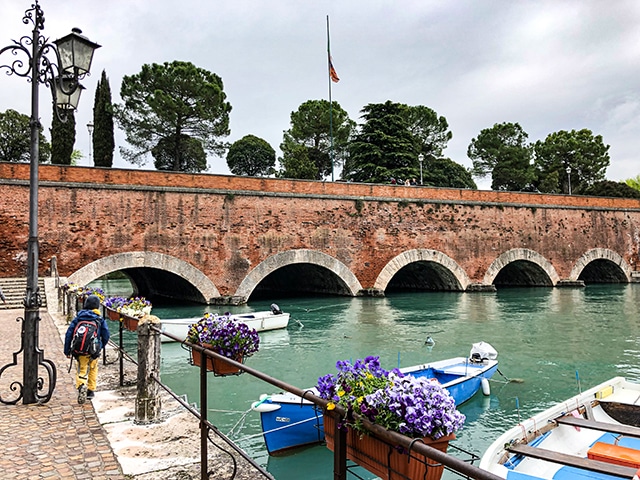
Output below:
[251,394,282,413]
[481,377,491,396]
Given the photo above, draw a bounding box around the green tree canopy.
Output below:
[343,101,463,186]
[92,70,115,167]
[277,142,318,180]
[582,180,640,198]
[403,105,452,159]
[468,122,534,191]
[50,107,76,165]
[625,174,640,192]
[151,134,206,172]
[534,129,610,194]
[115,60,231,172]
[279,99,354,180]
[425,157,477,189]
[227,135,276,176]
[0,109,50,163]
[343,101,417,183]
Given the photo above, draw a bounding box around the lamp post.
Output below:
[566,166,572,195]
[87,122,94,162]
[0,1,99,405]
[418,153,424,185]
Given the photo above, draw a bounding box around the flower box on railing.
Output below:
[190,345,244,376]
[105,307,120,321]
[316,356,464,480]
[121,314,139,332]
[323,413,453,480]
[186,313,259,377]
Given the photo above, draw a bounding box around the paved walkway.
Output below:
[0,293,270,480]
[0,308,124,480]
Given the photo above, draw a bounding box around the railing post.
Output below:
[134,316,162,424]
[119,318,124,386]
[332,413,347,480]
[200,349,209,480]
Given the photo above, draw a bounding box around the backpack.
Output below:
[70,317,101,358]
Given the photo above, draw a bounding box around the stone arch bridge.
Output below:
[1,163,639,304]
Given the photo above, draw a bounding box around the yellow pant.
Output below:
[75,355,99,392]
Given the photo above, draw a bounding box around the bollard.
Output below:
[135,315,162,424]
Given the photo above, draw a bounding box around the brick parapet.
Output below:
[2,162,640,210]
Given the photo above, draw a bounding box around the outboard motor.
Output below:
[470,341,498,363]
[270,303,282,315]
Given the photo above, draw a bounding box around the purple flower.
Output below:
[187,313,260,358]
[316,359,465,438]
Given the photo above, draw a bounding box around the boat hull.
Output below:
[160,312,290,342]
[253,391,325,455]
[252,356,498,455]
[479,376,640,479]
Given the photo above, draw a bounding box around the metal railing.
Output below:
[89,295,503,480]
[155,328,503,480]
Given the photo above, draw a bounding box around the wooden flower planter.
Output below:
[105,307,120,321]
[323,413,453,480]
[121,314,139,332]
[191,345,244,376]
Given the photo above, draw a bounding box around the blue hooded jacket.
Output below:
[64,308,110,358]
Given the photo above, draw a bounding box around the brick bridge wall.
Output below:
[0,163,639,303]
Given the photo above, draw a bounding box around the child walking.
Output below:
[64,295,110,404]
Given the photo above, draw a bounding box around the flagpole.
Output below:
[327,15,335,182]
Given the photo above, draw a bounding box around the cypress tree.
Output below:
[92,70,115,167]
[50,107,76,165]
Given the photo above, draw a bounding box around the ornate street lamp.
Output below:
[566,166,572,195]
[0,2,99,405]
[418,153,424,185]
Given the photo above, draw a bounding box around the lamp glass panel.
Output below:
[54,77,83,110]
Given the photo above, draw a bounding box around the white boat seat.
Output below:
[555,415,640,438]
[434,365,482,376]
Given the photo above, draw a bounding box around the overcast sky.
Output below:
[1,0,639,187]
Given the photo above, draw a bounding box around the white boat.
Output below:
[160,309,290,343]
[479,376,640,479]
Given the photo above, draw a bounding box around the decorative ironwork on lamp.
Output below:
[0,1,100,405]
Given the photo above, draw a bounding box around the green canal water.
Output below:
[102,284,640,479]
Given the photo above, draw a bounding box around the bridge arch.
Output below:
[68,251,220,303]
[234,249,362,302]
[374,249,471,292]
[484,248,560,287]
[569,248,632,283]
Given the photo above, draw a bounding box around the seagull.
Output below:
[424,335,435,346]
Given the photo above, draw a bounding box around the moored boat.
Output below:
[479,376,640,479]
[251,342,499,455]
[160,307,290,343]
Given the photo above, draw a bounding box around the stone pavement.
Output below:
[0,290,270,479]
[0,307,124,480]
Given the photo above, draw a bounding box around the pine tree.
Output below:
[50,107,76,165]
[92,70,115,167]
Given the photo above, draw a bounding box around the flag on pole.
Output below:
[327,16,340,83]
[327,15,337,181]
[328,55,340,83]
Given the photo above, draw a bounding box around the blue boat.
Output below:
[251,342,499,455]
